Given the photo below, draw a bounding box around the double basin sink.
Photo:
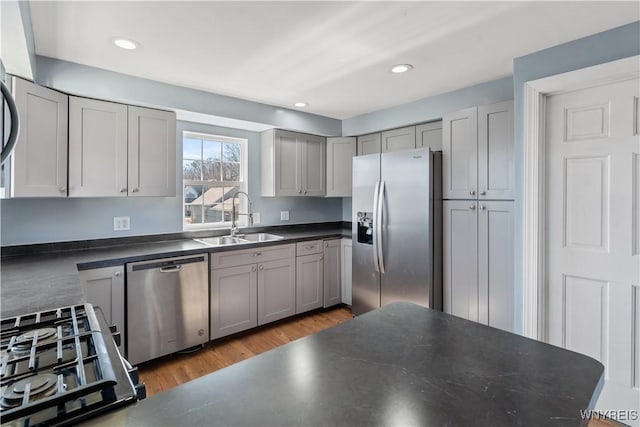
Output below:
[194,233,283,247]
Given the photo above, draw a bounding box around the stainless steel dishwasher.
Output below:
[127,254,209,364]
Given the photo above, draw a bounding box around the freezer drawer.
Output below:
[127,254,209,364]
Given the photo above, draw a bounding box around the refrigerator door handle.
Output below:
[377,180,386,274]
[372,181,380,273]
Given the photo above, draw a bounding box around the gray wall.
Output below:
[510,21,640,334]
[342,76,513,136]
[35,56,341,136]
[0,121,342,245]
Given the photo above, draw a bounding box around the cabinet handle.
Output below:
[250,252,262,257]
[120,188,127,193]
[298,189,302,194]
[132,188,139,193]
[325,243,329,247]
[252,266,257,272]
[259,265,264,270]
[469,190,476,196]
[59,187,66,192]
[319,256,323,260]
[480,190,486,196]
[470,205,476,210]
[481,205,486,210]
[115,271,121,277]
[304,190,307,195]
[305,245,316,250]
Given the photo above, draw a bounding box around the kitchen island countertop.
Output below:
[84,302,603,427]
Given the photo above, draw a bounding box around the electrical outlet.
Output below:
[252,212,261,224]
[280,211,290,221]
[113,216,130,231]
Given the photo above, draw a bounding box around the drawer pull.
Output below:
[259,265,264,270]
[305,245,316,250]
[252,266,257,272]
[250,252,262,257]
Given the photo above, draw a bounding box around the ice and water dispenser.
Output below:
[356,212,374,245]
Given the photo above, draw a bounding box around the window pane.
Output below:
[223,162,240,181]
[183,159,203,180]
[184,185,203,225]
[223,143,241,162]
[203,160,221,182]
[203,140,222,161]
[183,138,202,160]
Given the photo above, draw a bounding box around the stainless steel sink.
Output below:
[241,233,283,242]
[194,236,248,246]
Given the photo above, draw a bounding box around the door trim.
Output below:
[522,55,640,340]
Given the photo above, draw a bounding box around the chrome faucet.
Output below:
[231,191,253,236]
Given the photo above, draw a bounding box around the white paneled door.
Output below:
[546,78,640,415]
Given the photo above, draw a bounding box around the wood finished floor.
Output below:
[138,305,614,427]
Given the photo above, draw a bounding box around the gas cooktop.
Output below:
[0,304,139,426]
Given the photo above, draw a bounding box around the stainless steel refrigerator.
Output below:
[352,147,442,316]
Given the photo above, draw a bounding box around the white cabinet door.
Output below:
[296,253,324,314]
[80,266,125,354]
[301,133,326,196]
[415,121,443,151]
[258,258,296,325]
[11,77,68,197]
[478,201,514,331]
[323,240,341,308]
[69,97,128,197]
[357,133,381,156]
[341,239,352,305]
[127,106,176,197]
[478,101,514,200]
[443,106,478,200]
[443,200,478,321]
[381,126,416,153]
[326,137,356,197]
[211,264,258,339]
[274,130,302,196]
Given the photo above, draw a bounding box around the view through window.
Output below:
[183,132,247,228]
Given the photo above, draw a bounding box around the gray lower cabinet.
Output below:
[79,266,125,354]
[296,253,324,314]
[211,264,258,339]
[258,258,296,325]
[443,200,515,332]
[211,244,295,336]
[323,240,341,308]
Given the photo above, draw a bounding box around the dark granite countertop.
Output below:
[85,302,604,427]
[0,223,351,318]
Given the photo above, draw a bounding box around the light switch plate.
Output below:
[280,211,290,221]
[252,212,261,224]
[113,216,130,231]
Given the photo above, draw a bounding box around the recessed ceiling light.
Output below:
[391,64,413,74]
[113,38,138,50]
[294,102,308,108]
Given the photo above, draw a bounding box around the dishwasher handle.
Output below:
[159,265,182,273]
[128,255,207,272]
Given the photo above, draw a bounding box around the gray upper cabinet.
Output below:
[443,106,478,200]
[261,129,326,197]
[211,264,258,339]
[323,239,341,308]
[478,101,514,200]
[69,97,176,198]
[128,106,177,197]
[416,121,443,151]
[69,97,128,197]
[325,137,356,197]
[381,126,416,153]
[356,133,381,156]
[80,266,125,354]
[443,102,514,200]
[10,77,68,197]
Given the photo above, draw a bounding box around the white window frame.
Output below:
[182,131,248,230]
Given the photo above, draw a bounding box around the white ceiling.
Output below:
[28,1,639,119]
